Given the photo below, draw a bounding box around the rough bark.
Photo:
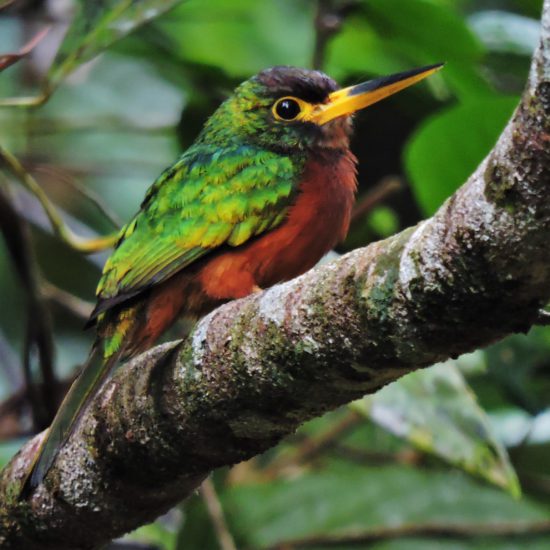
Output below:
[1,3,550,548]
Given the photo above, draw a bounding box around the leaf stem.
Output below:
[0,146,118,253]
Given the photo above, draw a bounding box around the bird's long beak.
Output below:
[308,63,444,126]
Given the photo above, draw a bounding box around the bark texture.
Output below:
[1,3,550,548]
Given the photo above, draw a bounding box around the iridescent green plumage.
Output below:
[90,71,322,338]
[97,144,301,315]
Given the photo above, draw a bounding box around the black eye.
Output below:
[274,98,302,121]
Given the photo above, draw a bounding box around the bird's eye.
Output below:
[272,97,303,121]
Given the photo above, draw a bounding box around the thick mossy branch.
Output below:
[1,3,550,548]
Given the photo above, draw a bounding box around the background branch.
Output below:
[0,184,57,430]
[311,0,359,70]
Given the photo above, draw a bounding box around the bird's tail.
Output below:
[20,341,124,498]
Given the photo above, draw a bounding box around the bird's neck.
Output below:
[296,147,357,243]
[250,147,358,287]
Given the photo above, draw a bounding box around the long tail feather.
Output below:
[20,344,123,497]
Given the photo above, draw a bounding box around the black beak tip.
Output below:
[349,62,446,97]
[426,61,446,70]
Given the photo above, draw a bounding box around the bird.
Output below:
[22,62,443,495]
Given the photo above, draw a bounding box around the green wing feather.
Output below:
[95,145,301,313]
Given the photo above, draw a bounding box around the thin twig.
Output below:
[0,377,73,440]
[0,183,57,429]
[312,1,359,70]
[10,186,109,269]
[33,163,122,229]
[0,329,23,392]
[0,146,118,253]
[0,22,51,107]
[41,280,94,321]
[200,478,238,550]
[0,391,32,440]
[0,385,41,440]
[312,0,343,70]
[259,520,550,549]
[264,411,363,477]
[0,91,51,108]
[0,26,51,73]
[331,444,422,467]
[350,176,403,224]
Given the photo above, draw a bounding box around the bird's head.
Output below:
[198,64,443,154]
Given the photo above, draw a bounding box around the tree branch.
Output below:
[1,2,550,548]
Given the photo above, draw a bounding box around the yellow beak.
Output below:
[308,63,444,126]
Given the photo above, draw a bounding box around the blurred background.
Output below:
[1,0,549,548]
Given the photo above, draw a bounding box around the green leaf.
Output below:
[469,11,540,57]
[176,495,220,550]
[125,521,177,548]
[363,0,483,60]
[484,326,550,414]
[40,52,182,221]
[154,0,314,77]
[352,363,519,495]
[511,0,544,20]
[0,27,50,74]
[223,464,547,549]
[330,0,492,100]
[326,17,406,82]
[48,0,185,89]
[367,206,400,238]
[0,440,24,469]
[405,96,519,216]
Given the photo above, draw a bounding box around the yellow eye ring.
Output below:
[272,96,309,122]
